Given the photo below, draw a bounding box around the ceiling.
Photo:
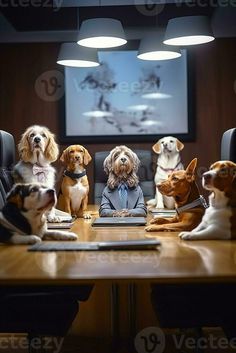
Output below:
[0,0,235,42]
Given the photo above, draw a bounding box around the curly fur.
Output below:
[18,125,59,163]
[104,146,140,189]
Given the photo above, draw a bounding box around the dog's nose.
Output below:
[121,157,126,163]
[34,136,41,143]
[75,156,80,161]
[203,172,212,181]
[47,189,55,195]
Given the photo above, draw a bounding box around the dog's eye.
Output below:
[31,187,38,193]
[170,140,173,143]
[161,141,164,144]
[172,177,179,182]
[69,150,74,154]
[30,133,35,138]
[41,133,47,138]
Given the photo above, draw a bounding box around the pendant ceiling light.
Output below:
[77,18,127,48]
[57,43,99,67]
[164,16,215,46]
[137,34,181,61]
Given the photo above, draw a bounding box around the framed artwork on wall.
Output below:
[60,48,194,144]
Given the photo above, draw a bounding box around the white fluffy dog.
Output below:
[13,125,59,221]
[147,136,184,209]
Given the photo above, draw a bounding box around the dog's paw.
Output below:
[146,199,156,206]
[145,225,158,232]
[60,231,78,241]
[29,235,42,244]
[179,231,192,240]
[83,213,92,219]
[47,215,61,223]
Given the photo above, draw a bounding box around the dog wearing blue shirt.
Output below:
[99,146,147,217]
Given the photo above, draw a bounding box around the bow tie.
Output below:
[32,164,50,183]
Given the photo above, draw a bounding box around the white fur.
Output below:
[179,190,232,240]
[70,181,88,212]
[147,136,184,209]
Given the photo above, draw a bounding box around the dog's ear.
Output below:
[152,141,162,154]
[132,151,140,173]
[103,153,112,175]
[6,184,24,208]
[60,149,68,164]
[176,139,184,152]
[185,158,198,182]
[83,148,92,166]
[45,130,59,162]
[18,128,32,162]
[231,164,236,191]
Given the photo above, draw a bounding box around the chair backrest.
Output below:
[94,149,155,204]
[0,130,15,195]
[221,128,236,162]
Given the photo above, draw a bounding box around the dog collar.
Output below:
[158,161,182,173]
[176,195,208,215]
[63,170,86,180]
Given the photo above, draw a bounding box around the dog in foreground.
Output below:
[57,145,92,219]
[0,183,78,245]
[146,158,206,233]
[99,146,147,217]
[147,136,184,209]
[179,161,236,240]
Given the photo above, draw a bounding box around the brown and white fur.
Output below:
[0,183,77,245]
[57,145,92,219]
[146,158,205,233]
[13,125,59,222]
[179,161,236,240]
[147,136,184,209]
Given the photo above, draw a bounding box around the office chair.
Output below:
[0,130,15,197]
[221,127,236,162]
[94,149,155,204]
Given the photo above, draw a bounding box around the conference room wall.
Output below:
[0,39,236,337]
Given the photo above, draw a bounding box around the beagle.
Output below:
[57,145,92,219]
[180,161,236,240]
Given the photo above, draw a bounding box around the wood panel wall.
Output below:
[0,39,236,337]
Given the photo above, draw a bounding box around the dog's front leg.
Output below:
[64,197,72,215]
[80,195,91,219]
[155,189,164,209]
[43,230,78,241]
[179,225,231,240]
[146,220,193,232]
[150,216,178,225]
[11,234,42,245]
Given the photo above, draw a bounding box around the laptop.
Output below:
[28,238,161,252]
[91,217,147,227]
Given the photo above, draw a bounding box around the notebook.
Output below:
[28,239,161,252]
[91,217,147,227]
[149,209,176,217]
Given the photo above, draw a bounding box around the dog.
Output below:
[13,125,59,222]
[147,136,184,209]
[99,146,147,217]
[57,145,92,219]
[0,183,78,244]
[179,160,236,240]
[145,158,207,233]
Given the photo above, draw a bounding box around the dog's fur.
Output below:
[147,136,184,209]
[104,145,140,190]
[57,145,92,219]
[145,158,205,233]
[179,161,236,240]
[99,146,147,217]
[13,125,59,222]
[0,183,77,245]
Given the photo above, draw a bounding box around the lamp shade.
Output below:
[137,35,181,60]
[77,18,127,48]
[57,43,99,67]
[164,16,215,46]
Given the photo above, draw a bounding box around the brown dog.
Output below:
[57,145,92,219]
[145,158,207,233]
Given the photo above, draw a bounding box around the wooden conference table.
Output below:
[1,205,236,338]
[0,206,236,285]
